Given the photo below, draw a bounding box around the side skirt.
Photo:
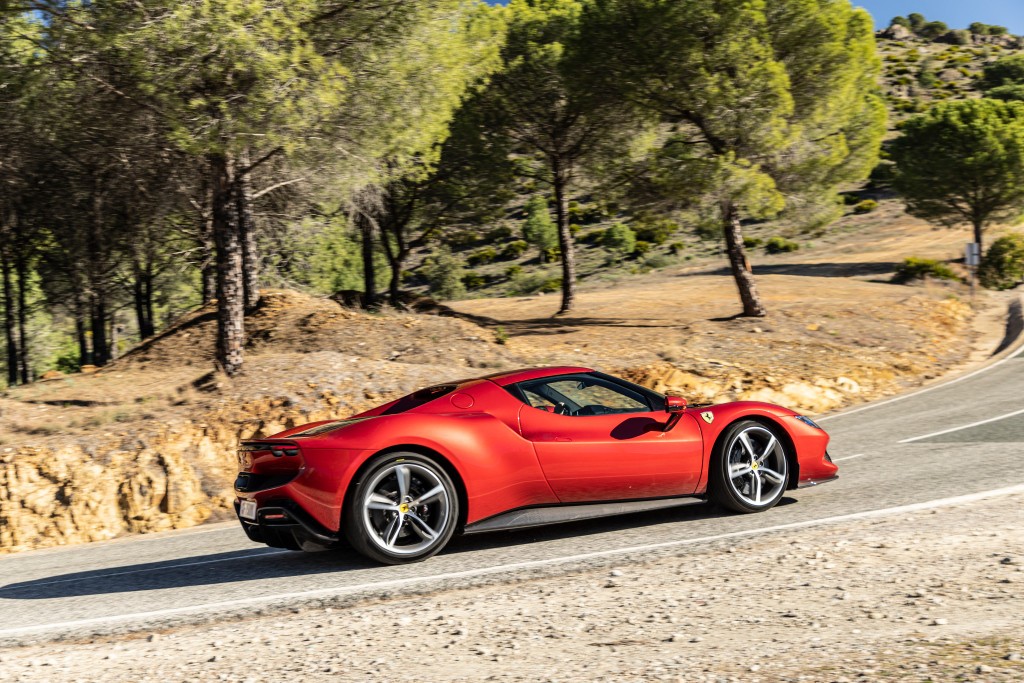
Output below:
[462,496,705,535]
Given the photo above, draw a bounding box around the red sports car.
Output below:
[234,367,837,564]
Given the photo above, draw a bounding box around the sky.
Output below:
[853,1,1024,34]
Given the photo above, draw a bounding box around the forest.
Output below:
[2,0,1022,384]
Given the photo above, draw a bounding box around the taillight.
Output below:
[270,446,299,457]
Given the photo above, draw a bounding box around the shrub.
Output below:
[522,196,559,261]
[486,226,514,242]
[644,254,675,269]
[633,240,652,257]
[602,223,636,256]
[765,237,800,254]
[446,230,481,250]
[891,257,960,284]
[499,240,529,260]
[461,272,486,290]
[504,265,523,279]
[467,247,497,267]
[743,236,763,249]
[979,234,1024,290]
[854,199,879,214]
[669,241,686,256]
[633,218,679,245]
[423,247,465,300]
[509,273,562,295]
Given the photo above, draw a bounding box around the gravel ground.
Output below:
[1,494,1022,682]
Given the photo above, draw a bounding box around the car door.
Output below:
[514,375,704,503]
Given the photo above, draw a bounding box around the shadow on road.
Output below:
[0,498,794,600]
[693,262,901,279]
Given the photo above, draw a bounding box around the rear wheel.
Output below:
[343,452,459,565]
[710,420,789,513]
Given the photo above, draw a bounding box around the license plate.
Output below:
[240,499,257,521]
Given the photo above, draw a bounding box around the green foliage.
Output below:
[504,265,523,279]
[467,247,498,267]
[422,247,465,301]
[643,254,675,269]
[601,223,636,256]
[891,99,1024,238]
[669,241,686,256]
[979,233,1024,290]
[919,21,949,40]
[892,257,960,284]
[487,226,514,242]
[945,30,972,46]
[980,55,1024,92]
[508,272,562,295]
[522,197,559,261]
[908,13,926,33]
[854,199,879,214]
[632,218,678,245]
[461,271,487,290]
[891,16,911,30]
[765,237,800,254]
[987,85,1024,103]
[447,230,483,250]
[494,326,510,345]
[743,237,763,249]
[970,22,1009,36]
[499,240,529,260]
[632,240,651,256]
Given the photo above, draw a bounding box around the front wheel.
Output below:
[343,452,459,565]
[709,420,789,513]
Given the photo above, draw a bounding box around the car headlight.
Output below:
[794,415,824,430]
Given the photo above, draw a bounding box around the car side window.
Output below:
[518,375,651,416]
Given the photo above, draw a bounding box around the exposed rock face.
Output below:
[0,397,355,554]
[878,24,913,41]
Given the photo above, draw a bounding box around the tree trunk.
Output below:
[14,254,30,383]
[75,312,90,368]
[133,258,155,340]
[109,314,120,362]
[91,294,109,366]
[379,219,408,309]
[722,201,767,317]
[1,249,18,386]
[551,160,577,315]
[236,149,261,312]
[972,218,984,255]
[200,184,217,305]
[210,153,245,376]
[358,212,378,310]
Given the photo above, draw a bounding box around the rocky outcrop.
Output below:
[0,395,361,554]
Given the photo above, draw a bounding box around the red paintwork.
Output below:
[235,368,837,538]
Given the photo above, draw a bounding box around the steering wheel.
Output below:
[554,402,572,416]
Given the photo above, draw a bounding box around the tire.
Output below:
[343,452,459,565]
[709,420,789,514]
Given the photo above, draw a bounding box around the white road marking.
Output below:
[818,339,1024,422]
[832,453,866,462]
[898,406,1024,444]
[3,482,1024,639]
[0,550,290,593]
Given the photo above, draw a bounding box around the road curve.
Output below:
[2,343,1023,645]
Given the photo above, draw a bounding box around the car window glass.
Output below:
[517,376,651,416]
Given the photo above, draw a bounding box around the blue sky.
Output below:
[853,1,1024,34]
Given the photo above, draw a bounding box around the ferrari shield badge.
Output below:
[701,411,714,424]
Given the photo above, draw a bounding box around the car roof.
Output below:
[480,366,595,387]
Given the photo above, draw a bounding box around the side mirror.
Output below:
[665,395,687,413]
[663,395,687,432]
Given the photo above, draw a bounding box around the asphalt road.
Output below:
[2,344,1023,643]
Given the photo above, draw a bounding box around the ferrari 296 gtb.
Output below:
[234,366,837,564]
